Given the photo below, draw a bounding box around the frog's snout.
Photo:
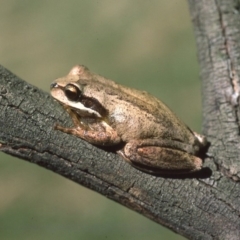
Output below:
[50,82,58,89]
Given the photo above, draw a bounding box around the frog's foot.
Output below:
[193,131,208,148]
[118,139,202,174]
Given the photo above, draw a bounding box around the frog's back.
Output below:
[90,73,195,144]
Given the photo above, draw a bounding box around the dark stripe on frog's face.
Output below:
[80,96,108,119]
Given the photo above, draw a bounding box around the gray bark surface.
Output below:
[189,0,240,180]
[1,1,240,239]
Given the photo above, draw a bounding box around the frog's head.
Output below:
[50,65,107,119]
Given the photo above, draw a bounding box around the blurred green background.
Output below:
[0,1,201,239]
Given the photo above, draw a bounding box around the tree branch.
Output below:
[1,1,240,239]
[188,0,240,182]
[1,58,240,239]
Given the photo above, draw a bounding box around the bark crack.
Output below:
[215,0,240,133]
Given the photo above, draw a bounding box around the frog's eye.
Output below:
[64,84,82,101]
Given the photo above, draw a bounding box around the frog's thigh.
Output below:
[121,140,202,172]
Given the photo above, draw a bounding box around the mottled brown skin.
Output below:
[50,65,207,174]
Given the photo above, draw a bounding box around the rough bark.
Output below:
[188,0,240,180]
[1,0,240,239]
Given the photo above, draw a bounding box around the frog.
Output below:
[50,65,207,174]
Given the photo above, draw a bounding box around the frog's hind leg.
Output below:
[118,139,202,174]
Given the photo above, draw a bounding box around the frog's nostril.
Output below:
[50,82,58,89]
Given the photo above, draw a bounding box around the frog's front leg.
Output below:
[55,121,121,146]
[118,139,202,173]
[55,108,121,146]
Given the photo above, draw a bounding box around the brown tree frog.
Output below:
[50,65,207,174]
